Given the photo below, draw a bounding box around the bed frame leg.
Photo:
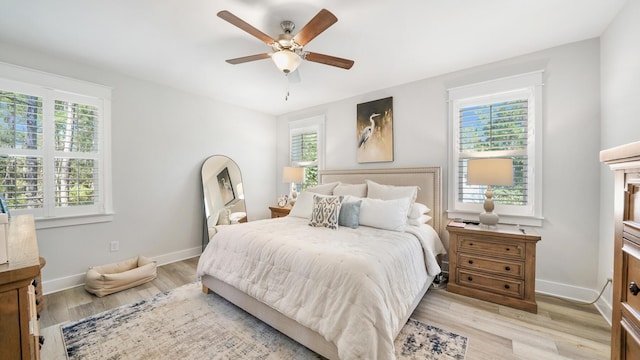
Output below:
[202,285,212,294]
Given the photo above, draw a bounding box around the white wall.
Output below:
[0,42,277,293]
[277,39,603,302]
[599,0,640,323]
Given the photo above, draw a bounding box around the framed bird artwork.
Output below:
[356,97,393,163]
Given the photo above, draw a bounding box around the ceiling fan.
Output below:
[217,9,354,75]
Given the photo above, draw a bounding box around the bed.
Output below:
[197,167,444,359]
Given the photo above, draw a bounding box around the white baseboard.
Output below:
[594,297,613,326]
[42,246,203,295]
[536,278,612,324]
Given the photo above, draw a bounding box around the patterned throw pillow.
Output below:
[309,195,343,230]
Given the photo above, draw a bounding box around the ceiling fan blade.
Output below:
[217,10,275,45]
[226,53,271,65]
[293,9,338,46]
[305,52,354,69]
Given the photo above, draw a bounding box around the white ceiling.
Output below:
[0,0,627,116]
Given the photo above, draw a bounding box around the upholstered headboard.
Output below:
[319,167,442,236]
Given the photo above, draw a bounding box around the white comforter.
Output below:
[196,216,446,359]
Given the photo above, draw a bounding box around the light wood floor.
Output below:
[40,257,610,359]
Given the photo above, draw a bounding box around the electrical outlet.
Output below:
[607,277,613,282]
[110,241,119,252]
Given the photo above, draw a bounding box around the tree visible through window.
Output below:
[291,130,318,190]
[0,91,44,209]
[54,100,99,207]
[289,115,325,192]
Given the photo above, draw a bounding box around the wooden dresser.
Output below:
[446,223,541,313]
[601,141,640,360]
[0,215,41,360]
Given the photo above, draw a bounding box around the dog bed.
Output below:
[84,256,157,297]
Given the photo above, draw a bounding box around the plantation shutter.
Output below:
[458,99,529,206]
[54,100,100,207]
[0,90,45,209]
[290,129,318,189]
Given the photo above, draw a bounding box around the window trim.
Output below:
[447,71,544,226]
[0,61,113,228]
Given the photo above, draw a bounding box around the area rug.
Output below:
[61,282,468,360]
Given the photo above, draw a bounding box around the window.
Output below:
[289,115,325,190]
[448,71,543,226]
[0,62,112,228]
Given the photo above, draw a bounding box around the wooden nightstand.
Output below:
[269,205,291,218]
[446,223,541,313]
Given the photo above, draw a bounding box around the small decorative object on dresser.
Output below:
[600,141,640,360]
[277,195,288,207]
[446,222,541,313]
[269,205,291,218]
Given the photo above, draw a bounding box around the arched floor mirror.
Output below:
[201,155,247,249]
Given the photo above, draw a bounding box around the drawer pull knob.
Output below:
[504,284,511,289]
[468,260,474,265]
[467,276,473,281]
[505,266,511,271]
[631,282,639,296]
[505,248,510,251]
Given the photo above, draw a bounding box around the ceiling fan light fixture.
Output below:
[271,50,302,74]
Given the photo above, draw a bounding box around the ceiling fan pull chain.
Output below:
[285,76,290,101]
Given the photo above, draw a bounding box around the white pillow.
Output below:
[305,182,340,195]
[333,183,367,197]
[288,191,316,218]
[407,214,432,226]
[408,202,431,219]
[366,180,418,204]
[359,197,412,232]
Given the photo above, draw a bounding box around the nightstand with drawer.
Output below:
[446,223,541,313]
[269,205,291,218]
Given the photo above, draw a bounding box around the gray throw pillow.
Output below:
[339,200,361,229]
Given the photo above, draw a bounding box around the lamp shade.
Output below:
[283,167,304,183]
[271,50,302,74]
[467,158,514,186]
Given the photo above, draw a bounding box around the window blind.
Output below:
[458,99,529,206]
[54,100,100,207]
[0,91,44,209]
[291,130,318,189]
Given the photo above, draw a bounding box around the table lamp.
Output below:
[467,158,513,227]
[283,167,304,205]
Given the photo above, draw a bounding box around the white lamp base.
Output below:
[479,212,499,227]
[289,183,298,205]
[479,185,499,227]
